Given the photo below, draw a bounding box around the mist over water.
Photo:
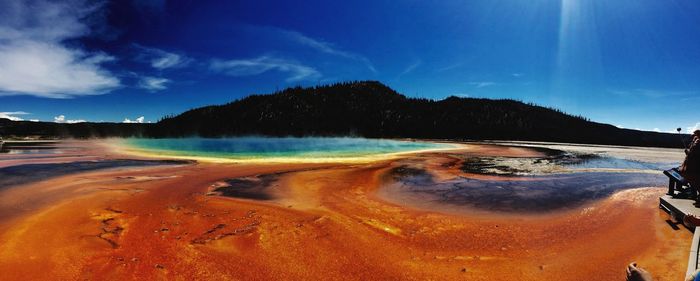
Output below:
[125,137,449,159]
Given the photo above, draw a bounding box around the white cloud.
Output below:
[652,128,660,132]
[210,56,321,82]
[688,122,700,133]
[0,0,120,98]
[54,115,86,124]
[280,29,376,73]
[469,81,496,88]
[134,44,191,70]
[512,73,524,77]
[138,77,170,91]
[152,53,185,69]
[0,111,29,121]
[123,116,145,123]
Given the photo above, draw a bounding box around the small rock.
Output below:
[131,258,139,262]
[539,265,545,271]
[155,264,165,269]
[461,268,467,273]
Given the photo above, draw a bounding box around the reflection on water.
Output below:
[0,159,192,189]
[210,174,280,200]
[389,167,665,213]
[1,149,57,155]
[390,148,673,213]
[460,151,674,176]
[0,141,63,155]
[565,155,674,171]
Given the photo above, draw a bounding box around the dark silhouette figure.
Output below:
[681,130,700,190]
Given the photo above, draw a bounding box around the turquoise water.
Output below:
[125,137,449,159]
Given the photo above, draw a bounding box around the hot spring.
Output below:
[123,137,451,161]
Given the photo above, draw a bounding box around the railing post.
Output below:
[668,178,675,195]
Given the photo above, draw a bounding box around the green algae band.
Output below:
[124,137,448,159]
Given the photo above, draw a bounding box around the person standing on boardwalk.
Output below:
[681,130,700,191]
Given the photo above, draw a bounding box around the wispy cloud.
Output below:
[210,56,321,82]
[123,116,145,123]
[138,76,170,91]
[134,44,191,70]
[0,0,120,98]
[512,73,524,77]
[608,89,697,99]
[280,29,376,73]
[398,60,421,77]
[469,81,496,88]
[152,53,186,69]
[436,62,463,72]
[689,122,700,133]
[54,115,86,124]
[243,25,376,74]
[0,111,30,121]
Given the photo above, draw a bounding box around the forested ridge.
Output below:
[0,81,687,148]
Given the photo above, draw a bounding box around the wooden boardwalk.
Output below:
[690,227,700,278]
[659,195,700,277]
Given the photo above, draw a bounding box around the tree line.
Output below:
[0,81,687,148]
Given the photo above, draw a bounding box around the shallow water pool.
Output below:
[125,137,449,159]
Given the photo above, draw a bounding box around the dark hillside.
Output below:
[150,81,684,148]
[0,81,687,148]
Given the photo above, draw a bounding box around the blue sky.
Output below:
[0,0,698,132]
